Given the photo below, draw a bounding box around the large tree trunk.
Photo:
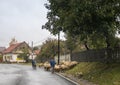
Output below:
[84,41,89,50]
[104,34,113,63]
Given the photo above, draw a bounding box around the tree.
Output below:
[33,47,39,50]
[18,47,29,63]
[0,55,3,62]
[65,33,77,59]
[37,38,58,62]
[36,38,67,62]
[43,0,120,49]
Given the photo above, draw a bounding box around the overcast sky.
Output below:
[0,0,65,47]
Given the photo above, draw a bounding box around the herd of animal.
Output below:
[38,61,78,72]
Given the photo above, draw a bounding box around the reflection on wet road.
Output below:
[0,64,76,85]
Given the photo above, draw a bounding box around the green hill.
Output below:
[65,62,120,85]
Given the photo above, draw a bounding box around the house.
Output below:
[0,47,6,62]
[3,38,32,63]
[0,47,6,55]
[29,49,40,59]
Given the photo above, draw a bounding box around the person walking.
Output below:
[32,59,37,70]
[50,57,56,73]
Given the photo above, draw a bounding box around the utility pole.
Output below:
[58,31,60,65]
[31,41,33,59]
[58,27,62,65]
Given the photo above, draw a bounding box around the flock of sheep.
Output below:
[38,61,78,72]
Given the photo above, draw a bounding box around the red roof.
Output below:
[34,50,40,55]
[3,42,23,54]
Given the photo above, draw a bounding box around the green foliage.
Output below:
[33,47,39,50]
[37,38,66,62]
[0,55,2,62]
[42,38,58,57]
[65,34,77,51]
[43,0,120,49]
[18,48,29,63]
[0,55,2,58]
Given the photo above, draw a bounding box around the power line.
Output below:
[33,36,51,46]
[33,33,65,46]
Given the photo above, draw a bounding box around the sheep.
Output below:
[38,63,44,68]
[43,62,51,71]
[54,65,61,72]
[69,61,78,68]
[60,61,78,70]
[43,61,78,72]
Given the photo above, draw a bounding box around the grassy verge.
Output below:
[65,62,120,85]
[17,63,32,65]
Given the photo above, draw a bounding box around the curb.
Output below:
[55,73,80,85]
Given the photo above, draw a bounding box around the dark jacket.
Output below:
[50,59,56,67]
[32,60,36,66]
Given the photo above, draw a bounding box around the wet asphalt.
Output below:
[0,64,76,85]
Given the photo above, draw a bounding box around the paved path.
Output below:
[0,64,76,85]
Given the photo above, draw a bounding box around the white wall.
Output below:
[10,54,17,62]
[3,53,17,62]
[3,54,23,62]
[29,54,37,60]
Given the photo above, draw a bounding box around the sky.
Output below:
[0,0,65,47]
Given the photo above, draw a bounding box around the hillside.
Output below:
[65,62,120,85]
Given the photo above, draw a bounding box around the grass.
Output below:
[17,62,33,66]
[65,62,120,85]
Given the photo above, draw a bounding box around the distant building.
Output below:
[0,47,6,62]
[2,38,32,63]
[29,49,40,59]
[0,47,6,55]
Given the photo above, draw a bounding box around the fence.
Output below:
[55,54,71,63]
[71,48,120,62]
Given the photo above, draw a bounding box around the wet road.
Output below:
[0,64,76,85]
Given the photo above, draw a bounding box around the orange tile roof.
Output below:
[3,42,23,54]
[34,50,40,55]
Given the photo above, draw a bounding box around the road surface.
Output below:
[0,64,76,85]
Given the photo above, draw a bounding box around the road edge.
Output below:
[55,73,80,85]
